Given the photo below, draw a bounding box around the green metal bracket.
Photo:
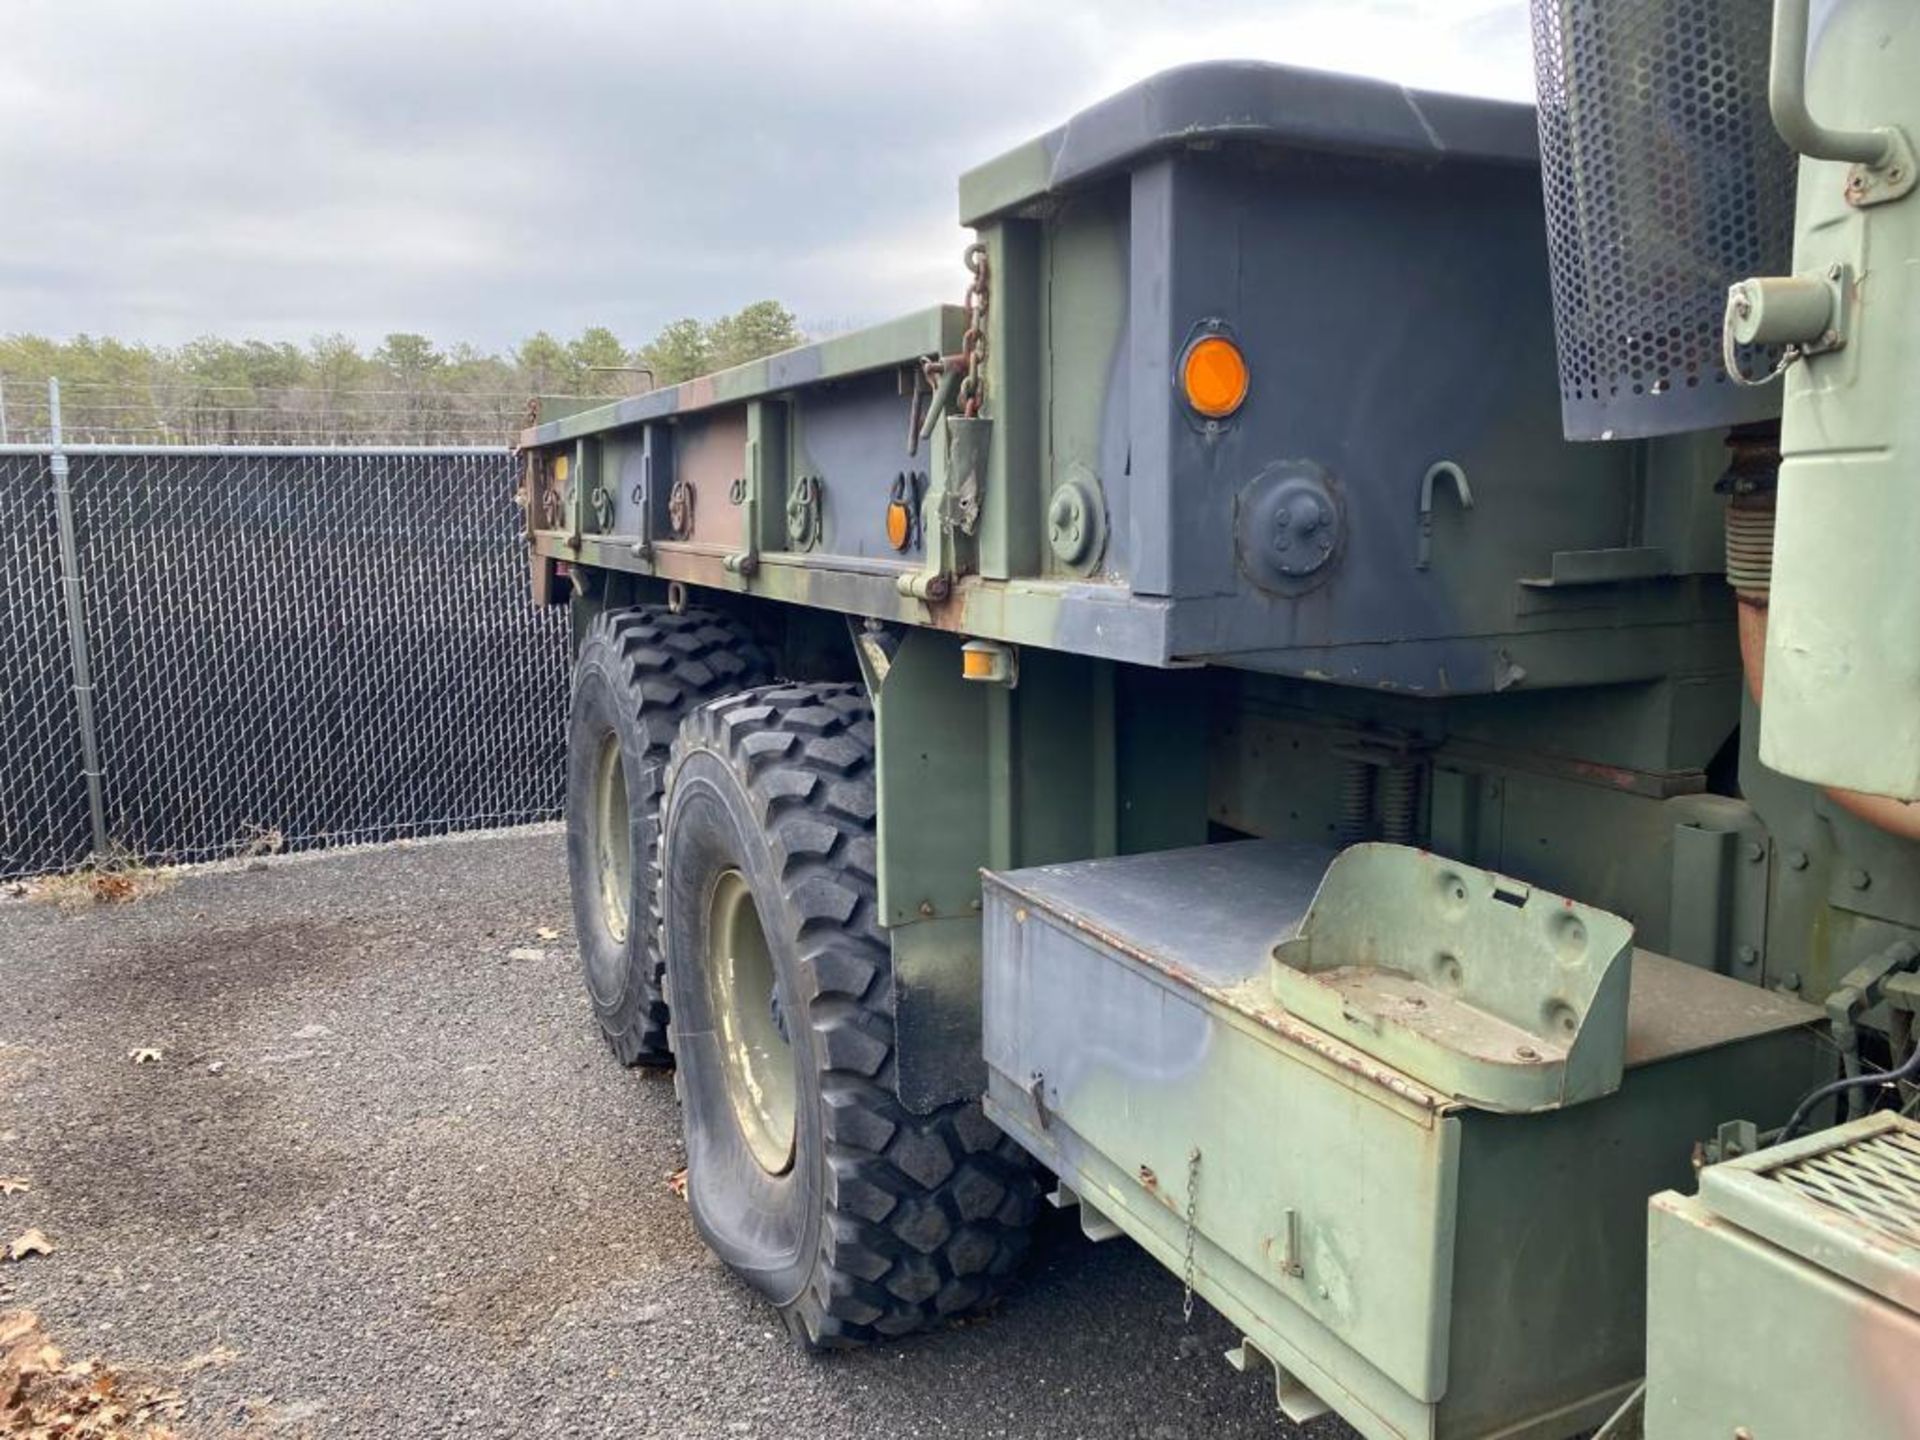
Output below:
[867,627,1121,923]
[725,398,790,576]
[899,414,989,601]
[1666,795,1772,982]
[1518,547,1673,589]
[979,219,1042,581]
[1271,844,1635,1111]
[870,627,991,924]
[627,422,670,560]
[566,438,601,553]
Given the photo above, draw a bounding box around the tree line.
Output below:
[0,301,804,446]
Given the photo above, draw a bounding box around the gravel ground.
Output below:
[0,831,1357,1440]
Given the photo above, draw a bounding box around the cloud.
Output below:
[0,0,1532,350]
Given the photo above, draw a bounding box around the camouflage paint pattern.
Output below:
[979,839,1824,1440]
[526,54,1920,1440]
[525,65,1731,697]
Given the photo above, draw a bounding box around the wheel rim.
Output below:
[706,869,797,1175]
[592,733,632,945]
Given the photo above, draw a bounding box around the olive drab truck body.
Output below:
[526,4,1920,1436]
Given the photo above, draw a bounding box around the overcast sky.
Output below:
[0,1,1533,352]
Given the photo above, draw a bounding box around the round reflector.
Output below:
[1181,335,1249,419]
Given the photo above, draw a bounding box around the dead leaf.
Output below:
[666,1167,688,1200]
[129,1048,162,1065]
[2,1308,184,1438]
[5,1228,53,1261]
[506,947,544,962]
[0,1310,39,1345]
[90,871,136,903]
[535,926,560,941]
[0,1176,27,1197]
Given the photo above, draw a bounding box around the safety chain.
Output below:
[1722,308,1800,389]
[1180,1145,1203,1324]
[958,241,990,417]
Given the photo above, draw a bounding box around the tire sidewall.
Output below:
[662,743,824,1307]
[565,640,652,1018]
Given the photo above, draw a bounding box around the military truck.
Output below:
[517,1,1920,1435]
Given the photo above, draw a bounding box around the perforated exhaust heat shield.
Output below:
[1530,0,1797,440]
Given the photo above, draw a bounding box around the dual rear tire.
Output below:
[565,606,774,1064]
[567,608,1038,1345]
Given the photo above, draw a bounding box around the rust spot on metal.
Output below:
[1138,1163,1181,1213]
[925,588,963,628]
[667,478,695,538]
[1568,759,1653,792]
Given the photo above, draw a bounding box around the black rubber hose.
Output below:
[1774,1043,1920,1147]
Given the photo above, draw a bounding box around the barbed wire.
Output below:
[0,378,611,447]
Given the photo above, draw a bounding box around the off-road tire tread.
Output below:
[663,682,1040,1346]
[575,604,773,1065]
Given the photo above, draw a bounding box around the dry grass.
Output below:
[7,824,295,909]
[12,856,176,910]
[232,826,284,861]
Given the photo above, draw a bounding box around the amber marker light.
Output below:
[885,499,913,550]
[960,639,1016,685]
[1180,334,1249,419]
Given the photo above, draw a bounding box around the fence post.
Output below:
[47,378,111,860]
[0,373,9,444]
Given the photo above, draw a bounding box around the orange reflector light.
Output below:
[960,639,1016,685]
[885,499,913,550]
[1181,334,1249,418]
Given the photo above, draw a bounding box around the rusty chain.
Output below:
[1181,1145,1202,1324]
[958,241,990,418]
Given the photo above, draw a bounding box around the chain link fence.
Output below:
[1,454,90,876]
[1,438,567,879]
